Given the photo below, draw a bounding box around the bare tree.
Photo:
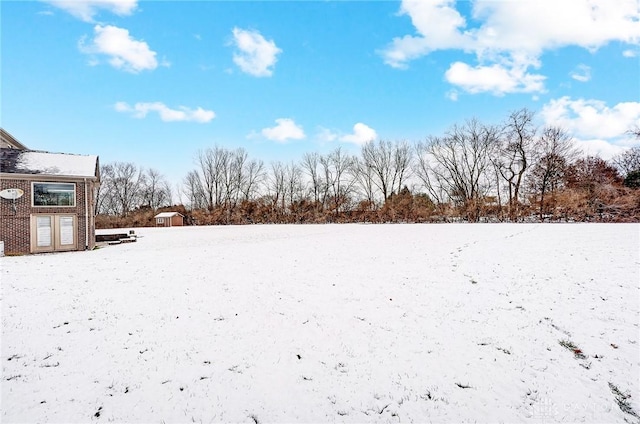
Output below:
[221,148,250,209]
[565,156,623,218]
[526,126,580,219]
[611,146,640,178]
[496,108,536,220]
[416,119,499,221]
[200,146,232,209]
[301,152,324,206]
[184,146,265,212]
[97,162,146,216]
[352,157,376,208]
[360,140,413,202]
[240,157,265,201]
[142,168,172,209]
[393,140,413,194]
[318,147,356,213]
[95,164,113,215]
[414,139,449,206]
[268,161,287,212]
[285,161,304,209]
[361,140,394,201]
[183,170,206,210]
[628,125,640,139]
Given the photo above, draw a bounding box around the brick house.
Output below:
[154,211,184,227]
[0,129,100,254]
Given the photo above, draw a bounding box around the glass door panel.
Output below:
[36,216,52,248]
[58,216,75,246]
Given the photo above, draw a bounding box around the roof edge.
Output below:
[0,128,28,150]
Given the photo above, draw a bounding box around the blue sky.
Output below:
[2,0,639,187]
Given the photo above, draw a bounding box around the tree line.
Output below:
[96,109,640,228]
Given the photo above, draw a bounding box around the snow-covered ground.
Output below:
[2,224,639,423]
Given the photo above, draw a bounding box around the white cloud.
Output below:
[381,0,470,69]
[340,123,378,146]
[471,0,639,53]
[381,0,640,95]
[80,25,159,73]
[541,97,640,158]
[570,64,591,82]
[576,139,628,159]
[623,49,637,57]
[261,118,305,142]
[541,97,640,139]
[316,127,339,143]
[44,0,138,22]
[231,28,281,77]
[445,61,545,95]
[115,102,215,123]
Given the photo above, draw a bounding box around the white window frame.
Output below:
[32,182,76,207]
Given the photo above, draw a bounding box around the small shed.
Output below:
[154,211,184,227]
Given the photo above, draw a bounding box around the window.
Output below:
[157,217,165,224]
[33,183,76,207]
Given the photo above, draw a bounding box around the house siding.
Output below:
[0,177,96,254]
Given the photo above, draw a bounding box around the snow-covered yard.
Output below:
[2,224,639,423]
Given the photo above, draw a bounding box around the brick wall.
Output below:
[0,178,97,254]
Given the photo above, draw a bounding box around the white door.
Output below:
[31,215,77,252]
